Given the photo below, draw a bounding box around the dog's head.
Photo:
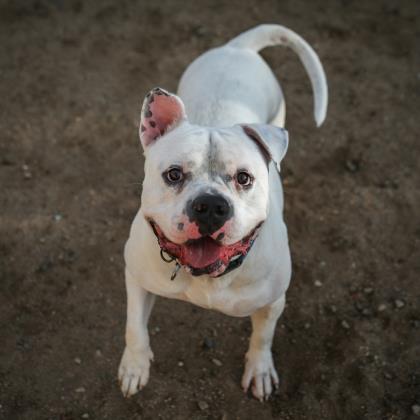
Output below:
[139,87,288,277]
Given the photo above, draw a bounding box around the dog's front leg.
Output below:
[242,294,285,401]
[118,269,155,397]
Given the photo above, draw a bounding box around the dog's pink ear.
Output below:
[139,87,186,148]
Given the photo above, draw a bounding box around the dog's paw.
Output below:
[118,346,154,398]
[241,349,279,401]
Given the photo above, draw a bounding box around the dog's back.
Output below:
[178,24,328,128]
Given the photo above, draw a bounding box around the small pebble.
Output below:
[304,322,311,329]
[95,349,102,357]
[178,361,184,367]
[150,327,160,335]
[22,164,32,179]
[377,304,387,312]
[330,305,337,313]
[363,287,373,295]
[412,405,420,416]
[53,213,62,222]
[75,387,85,393]
[202,337,215,350]
[314,280,323,287]
[345,159,360,173]
[341,320,350,330]
[362,308,372,317]
[74,357,81,365]
[394,299,405,309]
[197,401,209,410]
[384,372,393,380]
[81,414,89,419]
[212,358,222,367]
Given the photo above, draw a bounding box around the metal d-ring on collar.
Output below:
[160,249,175,263]
[159,249,181,281]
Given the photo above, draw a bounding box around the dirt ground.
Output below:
[1,0,419,419]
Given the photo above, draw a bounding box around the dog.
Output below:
[118,24,328,401]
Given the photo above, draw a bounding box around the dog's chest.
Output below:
[175,275,271,317]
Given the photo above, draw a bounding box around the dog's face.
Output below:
[139,88,288,277]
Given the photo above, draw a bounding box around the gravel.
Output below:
[412,404,420,416]
[394,299,405,309]
[202,337,216,350]
[198,401,209,410]
[341,320,350,330]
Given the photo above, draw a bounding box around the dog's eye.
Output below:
[166,167,183,183]
[236,171,253,187]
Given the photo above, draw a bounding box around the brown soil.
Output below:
[1,1,419,419]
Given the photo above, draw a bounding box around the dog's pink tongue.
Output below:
[183,237,221,268]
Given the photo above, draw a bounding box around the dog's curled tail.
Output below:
[227,24,328,127]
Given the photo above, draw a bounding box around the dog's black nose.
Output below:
[188,194,233,235]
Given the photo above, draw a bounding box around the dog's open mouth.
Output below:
[149,221,261,277]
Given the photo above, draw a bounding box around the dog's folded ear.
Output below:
[139,87,187,149]
[241,124,289,173]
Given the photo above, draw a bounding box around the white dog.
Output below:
[118,24,327,401]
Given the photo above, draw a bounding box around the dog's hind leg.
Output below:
[241,294,286,401]
[118,269,156,397]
